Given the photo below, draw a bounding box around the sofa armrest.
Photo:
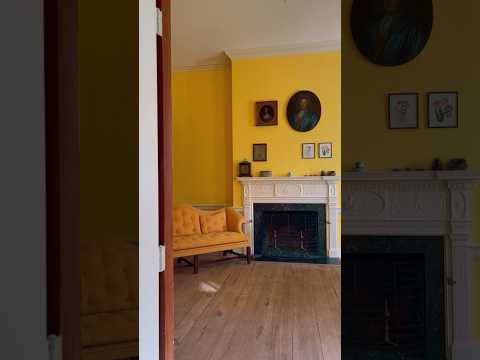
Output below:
[226,207,246,233]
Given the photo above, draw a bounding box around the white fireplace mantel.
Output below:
[237,176,341,258]
[342,170,480,359]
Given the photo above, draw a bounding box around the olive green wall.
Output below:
[79,1,138,245]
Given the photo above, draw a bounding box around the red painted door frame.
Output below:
[44,0,81,359]
[157,0,175,359]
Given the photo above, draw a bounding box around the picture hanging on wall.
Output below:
[255,101,278,126]
[428,92,458,128]
[318,143,333,158]
[388,93,418,129]
[287,90,321,132]
[302,143,316,159]
[253,143,267,162]
[351,0,433,67]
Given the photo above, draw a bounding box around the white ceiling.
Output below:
[171,0,341,70]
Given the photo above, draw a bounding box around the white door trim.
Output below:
[139,0,159,359]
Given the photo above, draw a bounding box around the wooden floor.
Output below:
[174,255,340,360]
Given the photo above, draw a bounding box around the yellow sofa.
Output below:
[173,205,251,273]
[81,239,138,360]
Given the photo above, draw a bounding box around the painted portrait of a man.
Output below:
[351,0,433,66]
[287,91,321,132]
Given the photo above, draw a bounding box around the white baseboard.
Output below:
[328,248,342,259]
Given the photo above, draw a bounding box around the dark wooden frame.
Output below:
[427,91,459,129]
[255,101,278,126]
[318,142,333,158]
[253,143,268,162]
[388,93,419,129]
[157,0,174,359]
[177,248,252,274]
[44,0,81,358]
[302,143,316,159]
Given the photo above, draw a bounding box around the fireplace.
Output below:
[254,203,326,261]
[342,236,445,359]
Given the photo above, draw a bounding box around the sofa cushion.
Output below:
[173,232,248,251]
[81,309,138,348]
[173,206,201,236]
[200,209,227,233]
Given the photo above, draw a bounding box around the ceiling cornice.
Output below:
[225,39,340,60]
[173,62,227,72]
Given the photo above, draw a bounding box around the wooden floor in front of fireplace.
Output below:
[174,254,340,360]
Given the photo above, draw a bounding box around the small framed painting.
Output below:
[255,101,278,126]
[388,93,418,129]
[428,92,458,128]
[318,142,333,158]
[253,143,267,162]
[302,143,315,159]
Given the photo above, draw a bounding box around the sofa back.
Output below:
[173,205,202,236]
[173,205,229,235]
[81,239,138,316]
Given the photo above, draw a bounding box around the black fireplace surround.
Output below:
[254,203,327,262]
[342,236,445,360]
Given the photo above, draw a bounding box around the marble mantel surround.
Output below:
[236,176,341,258]
[342,170,480,359]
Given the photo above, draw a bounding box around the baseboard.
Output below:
[452,341,480,359]
[472,342,480,358]
[329,248,342,259]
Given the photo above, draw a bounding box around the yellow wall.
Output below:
[342,0,480,337]
[172,68,233,206]
[231,52,342,207]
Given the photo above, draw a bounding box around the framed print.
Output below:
[388,93,418,129]
[428,92,458,128]
[255,101,278,126]
[253,143,267,162]
[287,90,321,132]
[318,142,333,158]
[302,143,315,159]
[351,0,433,67]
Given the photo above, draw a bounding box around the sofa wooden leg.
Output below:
[193,255,199,274]
[246,247,251,264]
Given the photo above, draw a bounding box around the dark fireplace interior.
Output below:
[254,203,326,262]
[342,236,445,360]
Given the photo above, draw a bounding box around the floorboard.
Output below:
[174,254,340,360]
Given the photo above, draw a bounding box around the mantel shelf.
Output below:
[343,170,480,182]
[236,176,341,183]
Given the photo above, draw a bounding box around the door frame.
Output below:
[139,0,174,359]
[156,0,175,359]
[44,0,81,359]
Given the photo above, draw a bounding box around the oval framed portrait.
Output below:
[351,0,433,67]
[287,90,321,132]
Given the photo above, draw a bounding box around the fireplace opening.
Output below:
[254,203,326,262]
[342,236,445,360]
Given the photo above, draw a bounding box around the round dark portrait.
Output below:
[351,0,433,66]
[260,105,275,122]
[287,91,321,132]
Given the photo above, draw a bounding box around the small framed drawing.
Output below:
[388,93,418,129]
[253,143,267,161]
[428,92,458,128]
[255,101,278,126]
[318,142,333,158]
[302,143,316,159]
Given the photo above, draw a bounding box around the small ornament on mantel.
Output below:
[353,161,366,172]
[432,158,443,171]
[238,160,251,177]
